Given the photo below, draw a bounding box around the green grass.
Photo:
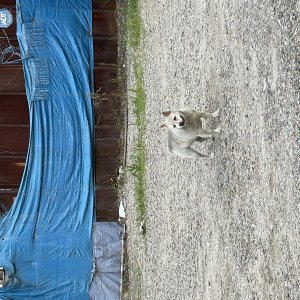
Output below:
[132,263,142,299]
[128,62,146,225]
[125,0,147,227]
[125,0,143,50]
[132,60,145,129]
[121,1,146,298]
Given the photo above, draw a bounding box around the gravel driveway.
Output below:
[124,1,299,299]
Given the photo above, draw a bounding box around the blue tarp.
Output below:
[0,0,95,299]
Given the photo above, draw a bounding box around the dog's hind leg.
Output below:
[196,136,213,142]
[198,125,221,137]
[198,109,219,118]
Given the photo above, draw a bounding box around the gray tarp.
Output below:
[90,222,124,300]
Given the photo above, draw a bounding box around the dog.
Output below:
[161,108,221,158]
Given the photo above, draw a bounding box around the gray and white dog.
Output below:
[161,108,221,158]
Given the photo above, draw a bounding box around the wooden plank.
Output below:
[93,11,117,37]
[0,94,29,123]
[0,0,16,7]
[95,124,120,139]
[93,38,117,65]
[94,112,120,126]
[95,157,118,185]
[93,94,121,112]
[0,65,25,94]
[94,66,118,93]
[96,188,119,221]
[0,126,29,155]
[94,138,120,158]
[0,157,26,188]
[92,0,116,10]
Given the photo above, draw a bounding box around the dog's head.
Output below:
[161,111,187,129]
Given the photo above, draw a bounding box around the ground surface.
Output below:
[124,1,299,299]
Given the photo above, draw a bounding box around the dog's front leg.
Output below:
[173,147,212,158]
[198,126,221,138]
[196,136,213,142]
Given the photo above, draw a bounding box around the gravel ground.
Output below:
[124,1,299,299]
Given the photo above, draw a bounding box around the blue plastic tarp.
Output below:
[0,1,95,299]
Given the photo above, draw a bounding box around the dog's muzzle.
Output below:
[178,116,186,127]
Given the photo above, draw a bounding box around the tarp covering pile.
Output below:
[0,0,96,298]
[90,222,124,300]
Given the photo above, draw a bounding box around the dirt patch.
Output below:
[124,1,299,299]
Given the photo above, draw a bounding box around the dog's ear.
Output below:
[160,123,167,128]
[162,111,171,117]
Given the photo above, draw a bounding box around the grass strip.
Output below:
[126,0,146,226]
